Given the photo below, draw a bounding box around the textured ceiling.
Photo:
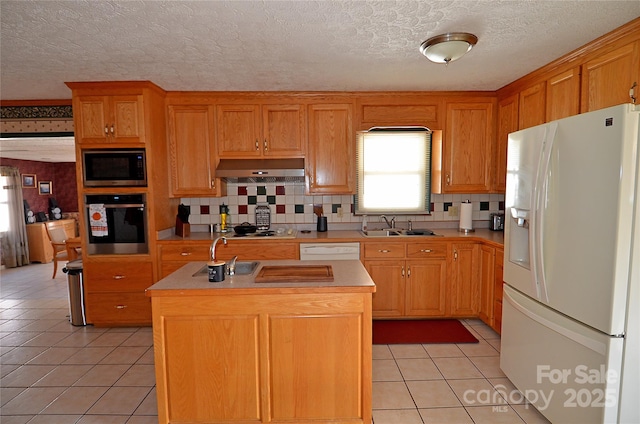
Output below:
[1,0,639,100]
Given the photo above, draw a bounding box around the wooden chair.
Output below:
[44,223,70,279]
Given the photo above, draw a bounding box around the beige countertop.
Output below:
[159,228,504,247]
[146,259,376,296]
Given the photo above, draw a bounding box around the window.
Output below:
[355,129,431,215]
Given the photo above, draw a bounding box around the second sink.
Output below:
[192,261,260,277]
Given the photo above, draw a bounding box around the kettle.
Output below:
[490,213,504,231]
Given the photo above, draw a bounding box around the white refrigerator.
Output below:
[501,103,640,424]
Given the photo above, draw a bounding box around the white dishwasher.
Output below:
[299,243,360,260]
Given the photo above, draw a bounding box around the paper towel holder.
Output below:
[459,199,475,233]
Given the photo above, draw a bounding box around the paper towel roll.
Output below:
[459,201,474,232]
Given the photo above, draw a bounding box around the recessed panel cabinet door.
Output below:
[262,104,306,156]
[366,260,405,317]
[450,242,480,317]
[216,104,262,157]
[167,105,218,196]
[307,103,355,194]
[163,315,261,422]
[443,102,494,193]
[75,95,144,144]
[405,260,447,316]
[581,41,640,112]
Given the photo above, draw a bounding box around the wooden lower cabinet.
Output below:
[364,241,449,318]
[449,242,480,317]
[479,245,496,325]
[492,248,505,334]
[150,291,372,424]
[83,258,154,326]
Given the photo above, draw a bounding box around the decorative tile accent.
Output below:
[180,182,504,226]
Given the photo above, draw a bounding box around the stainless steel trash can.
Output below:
[62,260,87,326]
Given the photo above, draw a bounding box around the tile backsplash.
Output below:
[181,181,504,230]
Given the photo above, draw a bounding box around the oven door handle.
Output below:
[86,204,145,208]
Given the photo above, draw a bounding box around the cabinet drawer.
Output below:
[406,242,447,259]
[86,292,151,326]
[159,244,209,261]
[363,243,405,259]
[84,261,154,292]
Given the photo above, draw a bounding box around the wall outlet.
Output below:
[336,207,343,218]
[448,205,459,217]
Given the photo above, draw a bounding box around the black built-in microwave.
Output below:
[82,149,147,187]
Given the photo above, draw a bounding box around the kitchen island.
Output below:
[146,260,376,424]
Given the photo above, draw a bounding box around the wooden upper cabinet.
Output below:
[216,103,306,158]
[356,95,443,130]
[307,103,355,194]
[167,104,220,196]
[75,95,145,144]
[216,104,261,157]
[441,101,495,193]
[518,82,546,129]
[581,41,640,112]
[262,104,306,156]
[546,67,581,121]
[494,94,519,192]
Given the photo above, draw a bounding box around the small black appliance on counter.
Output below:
[490,213,504,231]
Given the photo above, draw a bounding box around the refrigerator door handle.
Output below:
[504,287,608,355]
[532,123,558,303]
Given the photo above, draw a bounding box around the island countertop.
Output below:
[146,259,376,296]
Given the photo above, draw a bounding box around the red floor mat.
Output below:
[372,319,479,344]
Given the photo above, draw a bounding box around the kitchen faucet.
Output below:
[227,256,238,275]
[381,215,396,229]
[210,236,227,262]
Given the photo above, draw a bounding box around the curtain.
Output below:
[1,166,29,267]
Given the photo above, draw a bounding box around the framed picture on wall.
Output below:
[22,174,36,188]
[38,181,52,195]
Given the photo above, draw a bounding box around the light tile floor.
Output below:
[1,262,551,424]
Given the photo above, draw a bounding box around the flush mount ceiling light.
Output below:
[419,32,478,64]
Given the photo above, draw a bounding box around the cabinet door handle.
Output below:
[407,266,411,277]
[263,139,268,151]
[401,266,405,277]
[180,252,191,256]
[115,304,127,309]
[255,139,260,151]
[104,126,109,135]
[420,249,432,253]
[454,250,458,261]
[446,174,450,185]
[378,249,391,253]
[110,125,115,135]
[113,275,125,280]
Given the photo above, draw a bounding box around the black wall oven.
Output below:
[85,194,148,255]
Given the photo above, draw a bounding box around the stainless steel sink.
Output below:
[361,229,439,237]
[192,261,260,277]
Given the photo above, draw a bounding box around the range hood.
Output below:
[215,158,305,183]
